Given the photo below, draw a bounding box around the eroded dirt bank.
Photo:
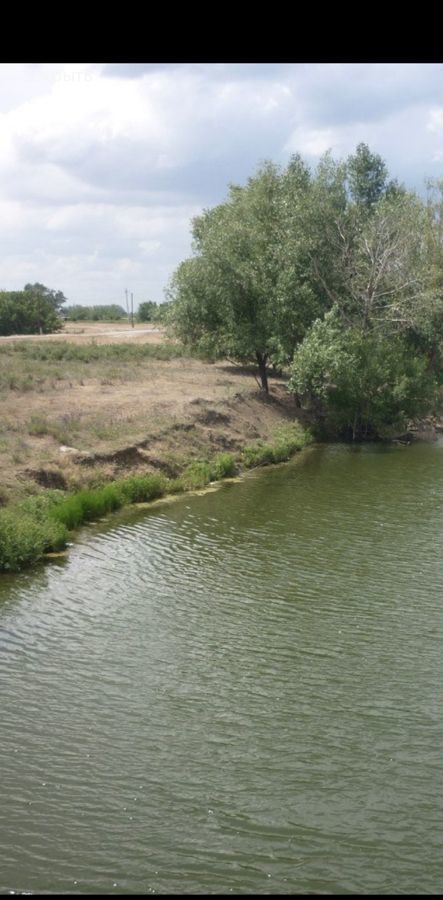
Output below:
[0,350,306,506]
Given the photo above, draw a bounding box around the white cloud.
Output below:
[284,126,339,157]
[427,108,443,161]
[0,63,441,305]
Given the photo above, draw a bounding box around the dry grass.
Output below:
[0,328,304,506]
[0,320,171,346]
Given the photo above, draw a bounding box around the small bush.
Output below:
[116,473,168,504]
[38,517,69,552]
[50,495,85,530]
[211,452,237,479]
[28,415,50,436]
[19,490,66,520]
[0,512,47,570]
[242,443,276,468]
[180,462,213,490]
[242,424,310,468]
[50,484,125,529]
[167,477,186,495]
[179,453,236,488]
[0,507,68,572]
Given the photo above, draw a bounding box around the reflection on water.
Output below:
[1,441,442,894]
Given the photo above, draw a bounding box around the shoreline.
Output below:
[0,425,312,575]
[1,336,441,577]
[2,400,442,577]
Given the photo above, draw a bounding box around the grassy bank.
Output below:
[0,339,188,393]
[0,424,311,573]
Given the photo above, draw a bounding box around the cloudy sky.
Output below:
[1,62,442,308]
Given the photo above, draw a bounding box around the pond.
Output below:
[1,440,442,894]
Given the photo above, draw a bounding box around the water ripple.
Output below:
[0,441,442,895]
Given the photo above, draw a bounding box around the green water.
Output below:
[1,441,442,894]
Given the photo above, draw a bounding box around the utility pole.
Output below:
[131,292,134,328]
[125,289,129,319]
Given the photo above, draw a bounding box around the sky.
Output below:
[0,62,442,308]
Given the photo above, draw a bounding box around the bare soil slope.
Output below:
[0,326,304,504]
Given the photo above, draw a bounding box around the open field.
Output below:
[0,337,305,508]
[0,321,169,346]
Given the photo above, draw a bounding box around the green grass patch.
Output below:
[26,413,82,445]
[179,453,237,490]
[0,341,187,365]
[0,504,68,572]
[115,473,168,504]
[0,341,190,394]
[211,452,237,479]
[242,422,311,468]
[0,474,172,571]
[180,461,214,490]
[50,484,125,530]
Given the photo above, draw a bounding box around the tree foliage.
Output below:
[346,142,389,208]
[138,301,159,322]
[0,289,63,336]
[64,304,126,321]
[289,309,437,440]
[167,143,442,434]
[169,158,320,391]
[24,283,67,312]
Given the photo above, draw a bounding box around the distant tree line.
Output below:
[167,144,443,440]
[0,289,171,334]
[65,301,170,323]
[137,301,170,324]
[64,304,127,321]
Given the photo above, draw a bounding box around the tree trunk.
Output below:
[352,412,357,442]
[256,352,269,393]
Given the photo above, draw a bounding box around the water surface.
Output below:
[1,441,442,894]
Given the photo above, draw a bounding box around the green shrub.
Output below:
[242,443,276,468]
[50,484,125,529]
[167,476,189,495]
[0,507,68,572]
[211,452,237,479]
[19,491,66,520]
[180,461,213,490]
[290,313,438,440]
[0,512,46,570]
[38,517,69,552]
[179,453,236,488]
[242,424,310,468]
[116,473,168,504]
[50,495,85,530]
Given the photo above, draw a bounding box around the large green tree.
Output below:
[417,177,443,376]
[24,283,67,312]
[303,151,441,344]
[0,290,63,336]
[287,163,442,439]
[168,144,442,431]
[169,158,320,391]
